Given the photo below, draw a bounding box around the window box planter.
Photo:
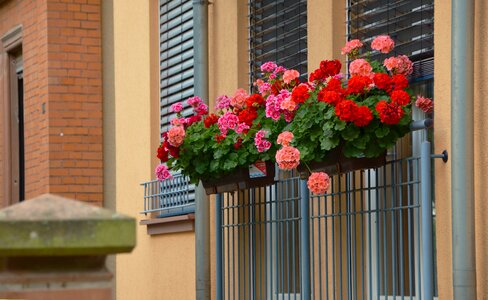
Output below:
[201,161,276,195]
[297,148,386,179]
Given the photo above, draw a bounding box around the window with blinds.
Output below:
[158,0,195,216]
[160,0,195,134]
[347,0,434,81]
[249,0,308,86]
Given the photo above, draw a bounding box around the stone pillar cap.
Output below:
[0,194,135,256]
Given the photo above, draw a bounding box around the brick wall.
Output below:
[0,0,103,206]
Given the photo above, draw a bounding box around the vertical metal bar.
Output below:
[391,161,397,297]
[346,174,352,299]
[291,177,297,298]
[382,166,388,297]
[398,160,405,298]
[375,168,381,300]
[227,194,231,300]
[451,0,476,298]
[300,179,311,299]
[332,176,337,300]
[407,160,414,300]
[193,0,210,297]
[216,193,223,300]
[339,174,344,300]
[421,140,434,300]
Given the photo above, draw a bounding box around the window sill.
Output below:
[139,213,195,236]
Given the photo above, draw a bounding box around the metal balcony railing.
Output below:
[141,173,195,217]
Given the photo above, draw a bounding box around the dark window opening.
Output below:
[346,0,434,81]
[249,0,308,88]
[17,71,24,201]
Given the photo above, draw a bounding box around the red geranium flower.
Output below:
[238,108,258,126]
[233,137,243,150]
[376,100,404,125]
[271,80,283,95]
[246,94,265,108]
[320,59,342,77]
[325,78,344,93]
[318,89,343,106]
[390,90,411,106]
[353,106,373,127]
[157,145,169,162]
[373,73,393,92]
[186,115,202,126]
[168,144,180,158]
[392,74,408,90]
[346,76,372,95]
[291,84,310,104]
[309,69,325,82]
[335,99,358,122]
[204,113,219,128]
[214,134,225,144]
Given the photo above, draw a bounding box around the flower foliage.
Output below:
[154,35,432,194]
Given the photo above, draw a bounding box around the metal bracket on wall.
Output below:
[432,150,448,163]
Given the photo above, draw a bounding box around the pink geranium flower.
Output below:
[217,111,239,135]
[349,59,373,78]
[155,164,172,181]
[275,146,300,170]
[254,129,271,152]
[283,69,300,84]
[307,172,330,194]
[171,102,183,113]
[280,97,297,112]
[371,35,395,53]
[230,88,248,110]
[383,55,413,76]
[415,96,434,113]
[277,131,294,146]
[167,126,186,147]
[187,96,203,107]
[341,39,363,55]
[216,95,231,110]
[260,61,277,73]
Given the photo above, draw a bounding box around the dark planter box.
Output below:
[297,148,386,179]
[201,161,276,195]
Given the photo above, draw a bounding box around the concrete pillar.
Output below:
[0,194,135,299]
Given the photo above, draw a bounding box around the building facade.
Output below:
[2,0,488,299]
[0,0,103,207]
[104,0,488,299]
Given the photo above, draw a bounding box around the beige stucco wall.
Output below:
[104,0,488,298]
[435,0,488,298]
[103,0,196,299]
[433,0,453,298]
[473,0,488,297]
[208,1,249,299]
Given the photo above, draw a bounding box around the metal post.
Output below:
[451,0,476,298]
[421,139,434,300]
[300,179,311,299]
[215,193,223,300]
[193,1,210,299]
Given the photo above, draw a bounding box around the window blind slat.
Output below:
[159,0,195,205]
[249,0,308,87]
[347,0,434,78]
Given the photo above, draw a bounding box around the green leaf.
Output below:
[343,143,364,158]
[320,136,339,151]
[334,120,346,131]
[209,160,219,172]
[341,125,360,141]
[214,148,225,159]
[375,126,390,138]
[352,134,370,150]
[195,161,208,174]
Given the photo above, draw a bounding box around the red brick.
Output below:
[0,0,103,205]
